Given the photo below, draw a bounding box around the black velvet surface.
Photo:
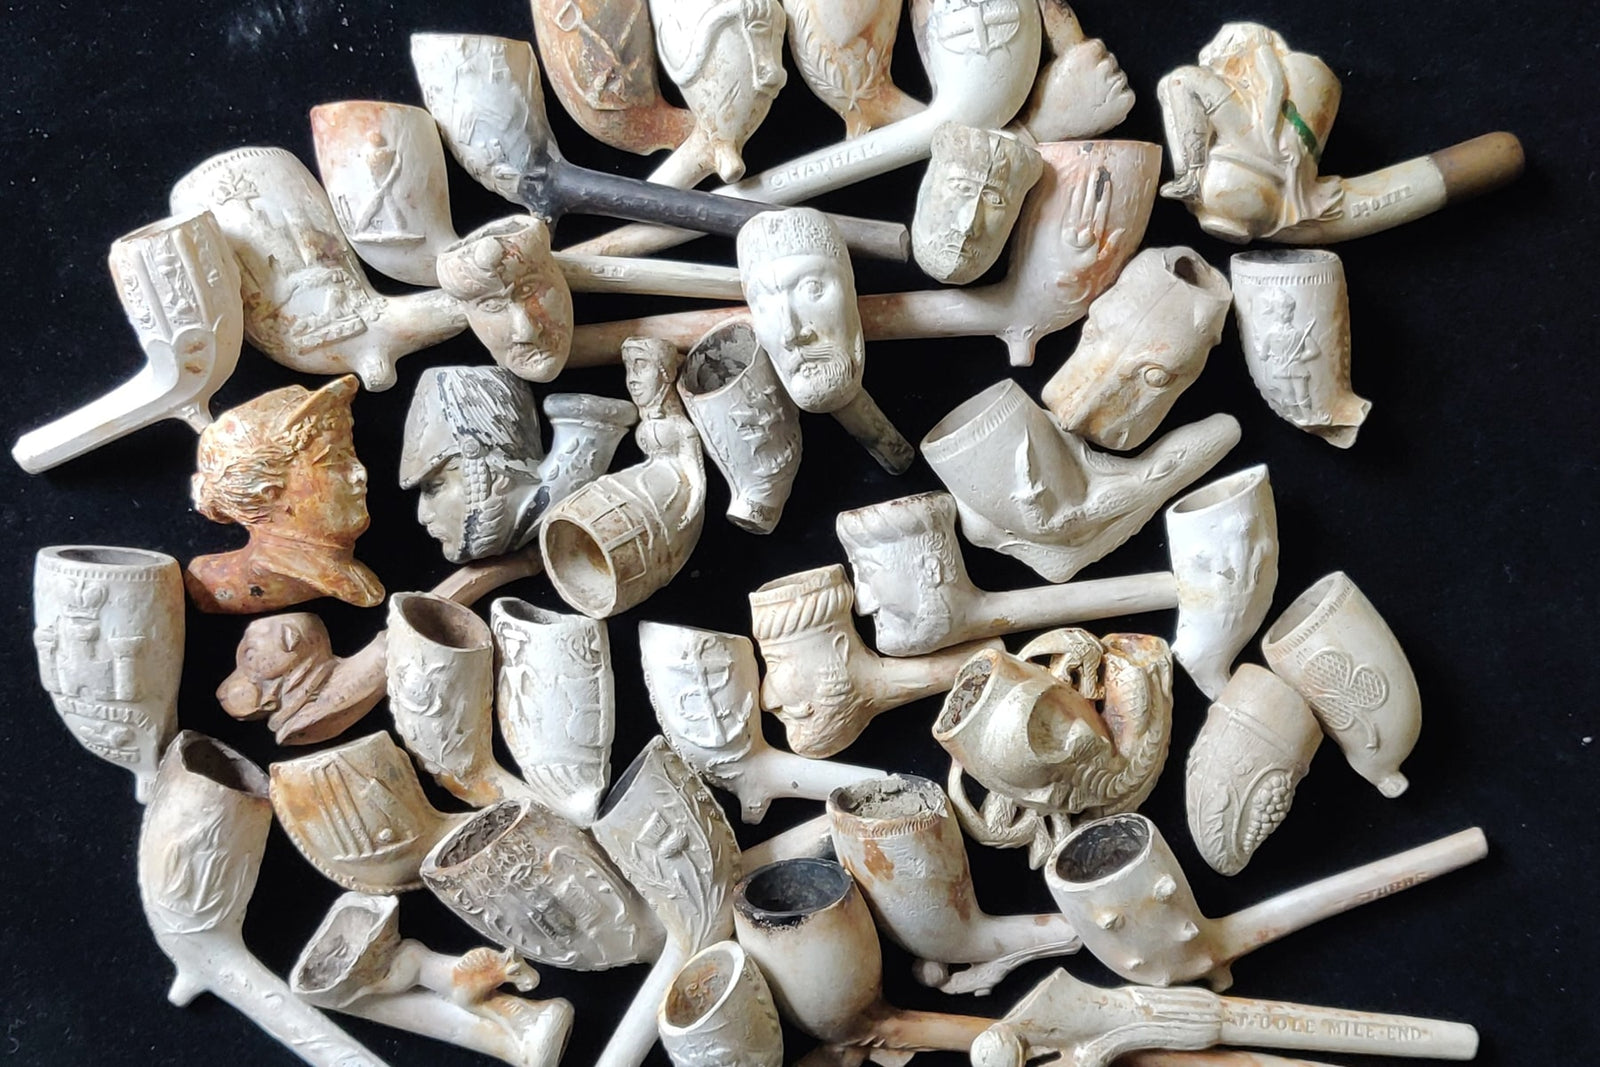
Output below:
[1,1,1595,1064]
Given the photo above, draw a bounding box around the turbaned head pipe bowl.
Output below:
[33,545,183,803]
[169,147,464,391]
[529,0,694,156]
[409,33,907,261]
[269,731,470,894]
[970,966,1478,1067]
[422,797,666,969]
[1186,666,1320,877]
[923,380,1241,583]
[291,891,574,1067]
[1013,1,1134,143]
[641,621,882,822]
[218,546,544,745]
[1261,571,1420,798]
[750,564,1004,759]
[1158,22,1521,244]
[828,775,1081,996]
[139,733,387,1066]
[13,212,243,474]
[1045,812,1488,991]
[491,598,614,827]
[659,940,784,1067]
[782,0,921,139]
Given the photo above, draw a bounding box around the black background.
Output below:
[2,1,1596,1064]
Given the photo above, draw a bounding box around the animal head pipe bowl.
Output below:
[642,621,882,822]
[291,891,574,1067]
[409,33,907,261]
[829,775,1081,996]
[13,212,243,474]
[1261,571,1420,797]
[1044,812,1488,990]
[1157,22,1521,244]
[1013,2,1134,142]
[659,940,783,1067]
[219,546,545,745]
[139,733,387,1066]
[782,0,921,138]
[169,147,464,391]
[33,545,183,802]
[750,564,1004,759]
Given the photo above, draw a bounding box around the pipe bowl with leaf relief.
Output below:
[641,621,882,822]
[677,321,803,535]
[659,940,783,1067]
[782,0,920,139]
[588,738,742,1067]
[922,379,1241,583]
[1042,247,1232,451]
[1013,1,1134,142]
[1186,666,1321,877]
[13,212,242,474]
[33,546,183,803]
[1231,250,1368,448]
[270,731,470,894]
[139,733,386,1066]
[1045,811,1488,990]
[829,774,1081,996]
[1158,22,1521,244]
[291,891,574,1067]
[169,147,464,391]
[750,564,1003,759]
[490,598,614,826]
[912,124,1044,285]
[1262,571,1421,797]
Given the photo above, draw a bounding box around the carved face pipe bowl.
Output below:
[291,891,575,1067]
[33,545,183,803]
[1044,812,1488,990]
[828,775,1081,996]
[750,564,1004,759]
[139,733,386,1066]
[641,621,882,822]
[658,940,783,1067]
[1261,571,1421,797]
[409,33,907,261]
[913,123,1044,285]
[13,212,243,474]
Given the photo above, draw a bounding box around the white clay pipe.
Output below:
[138,733,388,1066]
[658,940,783,1067]
[781,0,921,138]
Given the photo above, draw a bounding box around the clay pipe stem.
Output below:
[981,573,1180,633]
[738,812,835,875]
[557,253,744,301]
[1216,998,1477,1060]
[743,746,882,806]
[871,1008,991,1051]
[867,642,985,707]
[1213,828,1488,964]
[832,391,915,475]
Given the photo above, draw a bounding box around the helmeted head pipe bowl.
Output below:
[1013,1,1135,142]
[490,598,614,826]
[1042,247,1232,451]
[169,147,464,391]
[782,0,921,138]
[659,939,783,1067]
[422,797,665,970]
[1230,250,1367,448]
[641,621,882,822]
[1186,665,1320,876]
[913,123,1044,285]
[677,320,803,534]
[219,546,545,746]
[13,211,243,474]
[139,733,387,1066]
[1045,811,1488,990]
[828,774,1081,996]
[750,564,1004,759]
[922,379,1241,583]
[409,32,907,261]
[33,545,183,802]
[290,891,574,1067]
[269,730,469,894]
[1261,571,1420,797]
[1158,22,1521,244]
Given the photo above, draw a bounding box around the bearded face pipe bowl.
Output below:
[13,212,243,474]
[1044,812,1488,990]
[1262,571,1421,797]
[291,891,574,1067]
[139,733,386,1066]
[33,546,183,802]
[750,564,1003,759]
[641,621,882,822]
[828,775,1081,996]
[658,940,783,1067]
[409,33,906,261]
[912,124,1044,285]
